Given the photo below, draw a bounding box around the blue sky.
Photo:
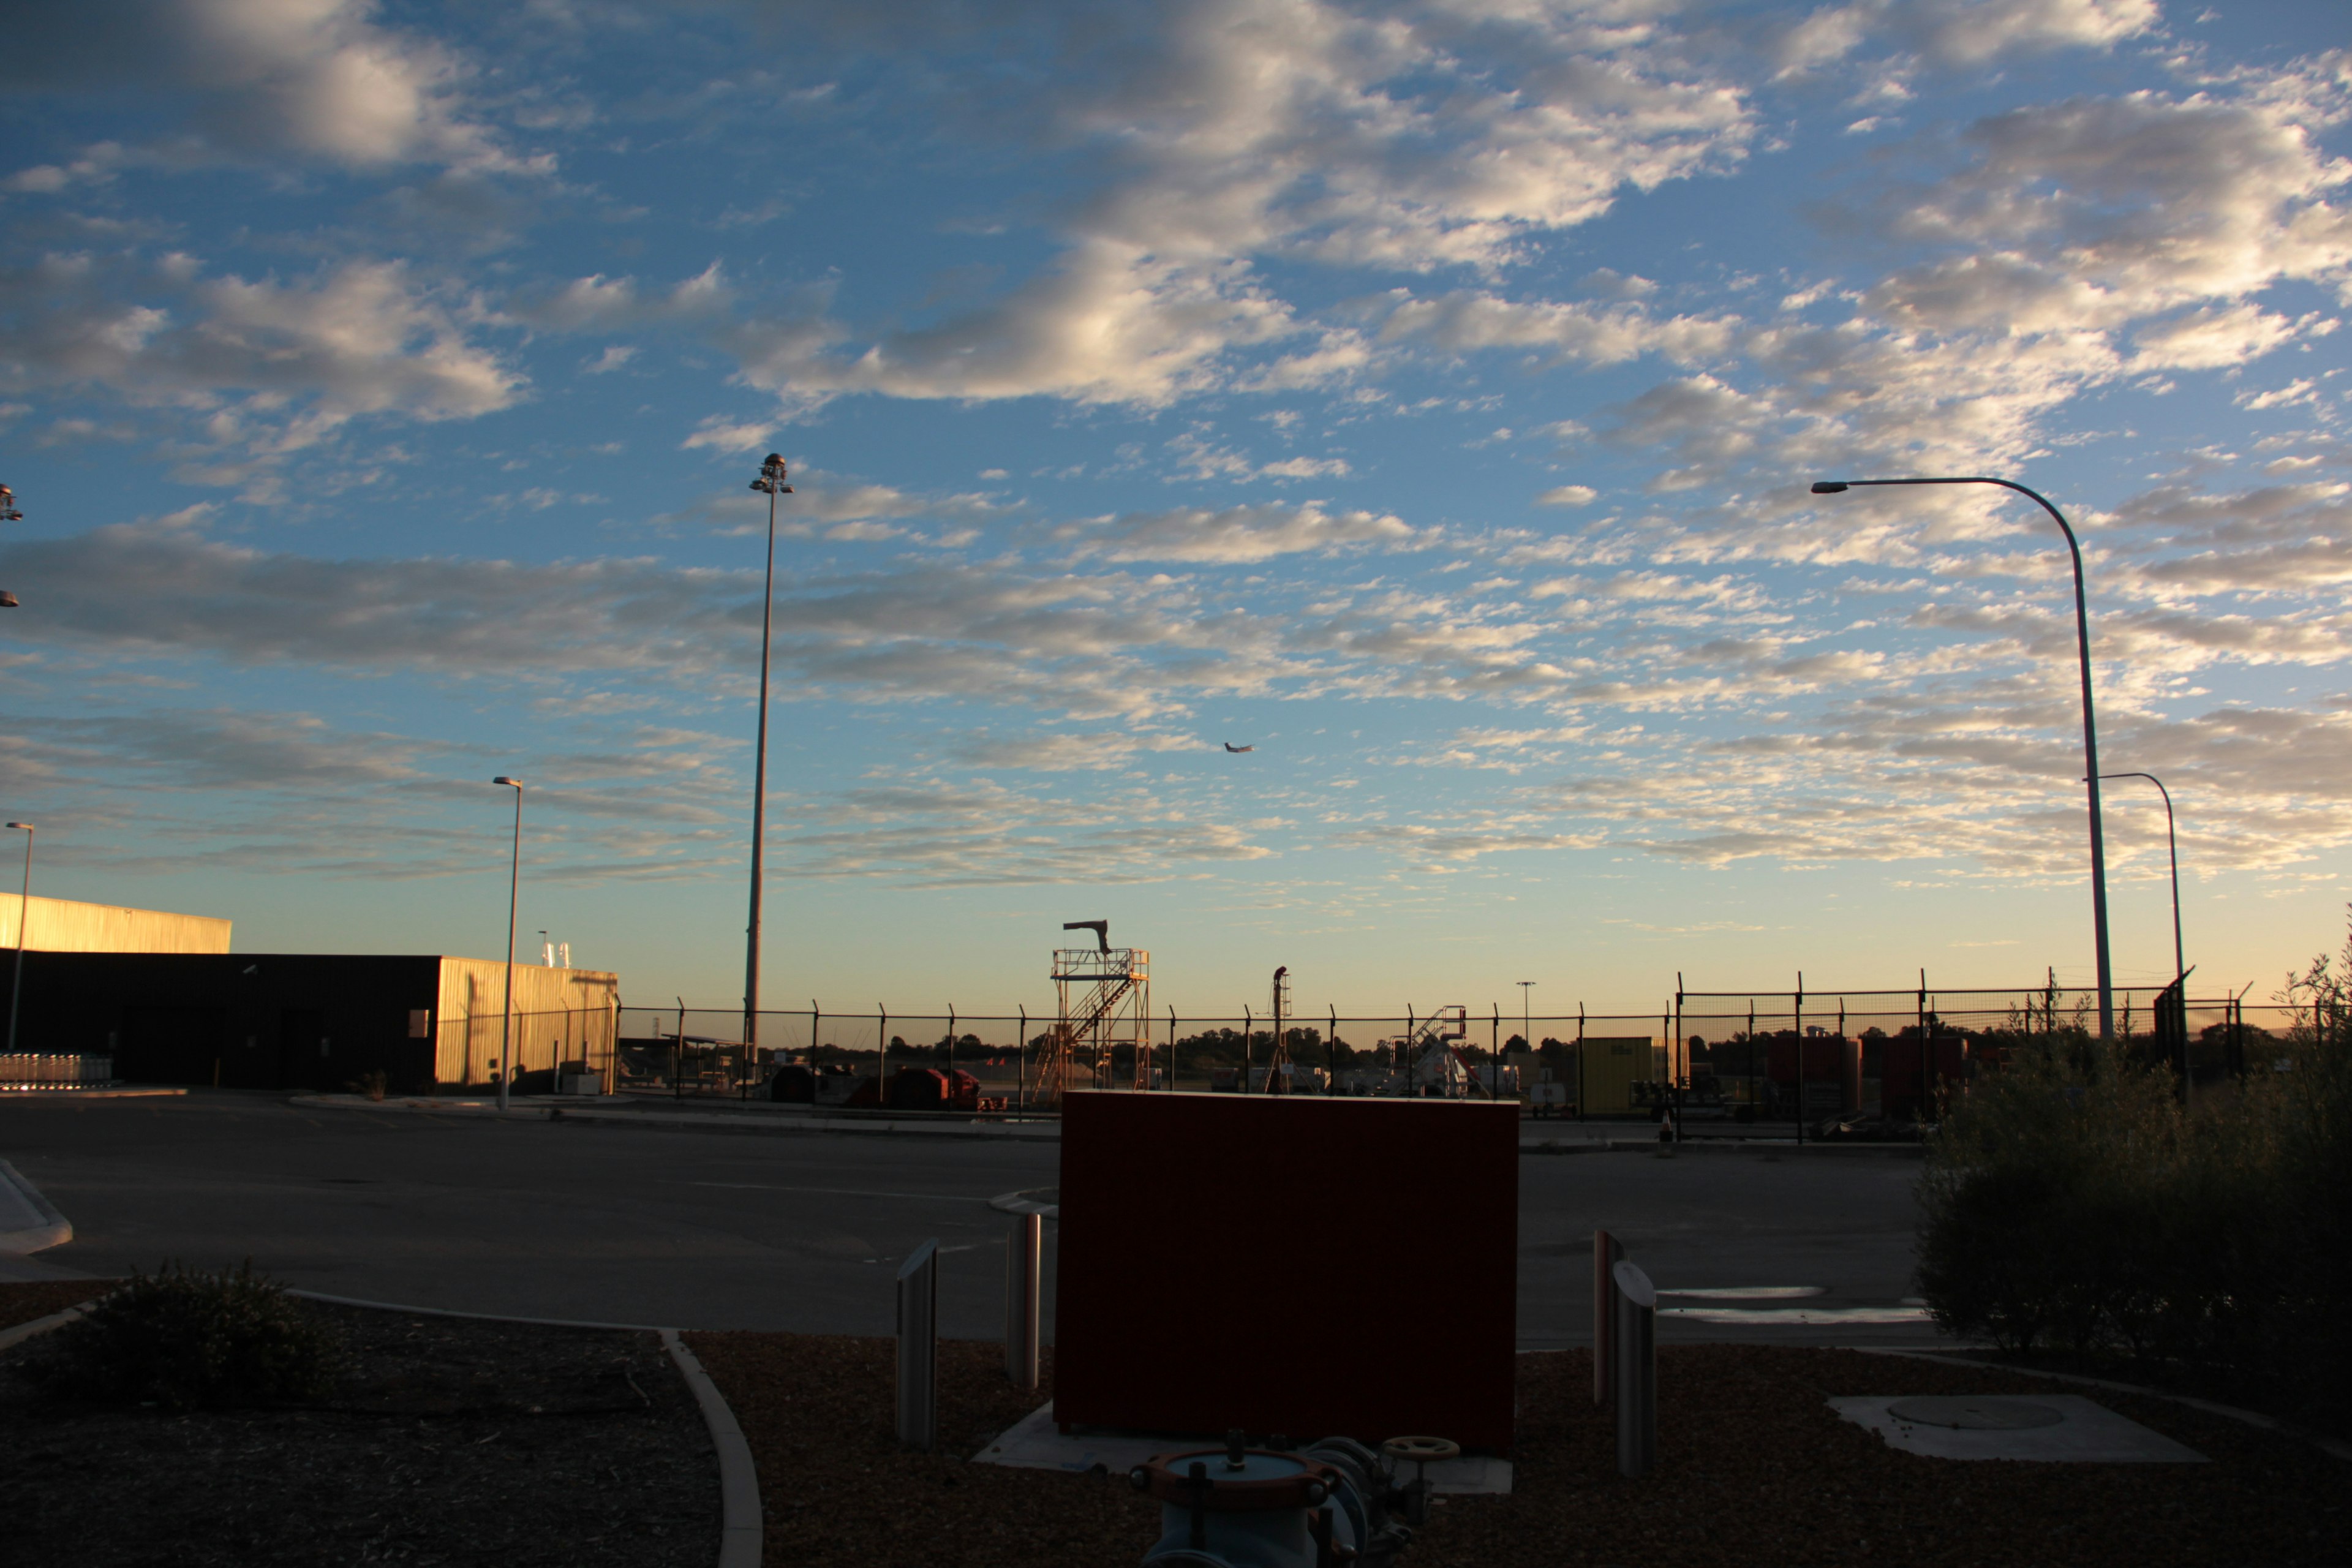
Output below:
[2,0,2348,1020]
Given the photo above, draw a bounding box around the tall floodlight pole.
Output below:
[1812,476,2115,1041]
[1517,980,1534,1071]
[744,454,793,1065]
[492,778,524,1110]
[2100,772,2184,985]
[6,823,32,1056]
[1,482,21,609]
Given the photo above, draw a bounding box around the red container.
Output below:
[1765,1035,1860,1114]
[1880,1036,1968,1120]
[1054,1091,1518,1450]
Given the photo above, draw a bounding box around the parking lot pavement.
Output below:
[1,1093,1944,1346]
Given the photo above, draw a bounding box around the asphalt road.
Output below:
[1,1092,1942,1346]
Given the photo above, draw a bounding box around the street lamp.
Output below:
[492,777,524,1109]
[6,823,31,1057]
[1811,475,2116,1041]
[2098,772,2184,985]
[1517,980,1534,1098]
[743,454,793,1069]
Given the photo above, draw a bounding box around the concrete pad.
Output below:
[1831,1395,2208,1463]
[1668,1304,1933,1325]
[971,1403,1513,1494]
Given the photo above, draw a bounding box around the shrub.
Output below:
[349,1069,390,1101]
[26,1261,341,1410]
[1917,911,2352,1417]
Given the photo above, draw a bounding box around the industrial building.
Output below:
[1,895,618,1093]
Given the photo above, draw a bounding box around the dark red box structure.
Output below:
[1054,1091,1518,1450]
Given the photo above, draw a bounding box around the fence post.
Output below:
[1612,1259,1656,1477]
[1592,1227,1624,1406]
[1005,1212,1041,1390]
[897,1238,938,1450]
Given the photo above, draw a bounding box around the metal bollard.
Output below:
[1006,1211,1041,1390]
[1592,1228,1624,1406]
[1612,1259,1656,1477]
[897,1238,939,1450]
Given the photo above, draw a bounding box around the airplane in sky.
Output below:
[1223,742,1254,753]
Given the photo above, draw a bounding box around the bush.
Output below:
[27,1261,341,1410]
[1917,913,2352,1417]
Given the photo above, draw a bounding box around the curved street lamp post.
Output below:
[744,454,793,1075]
[2098,771,2184,985]
[1811,476,2114,1041]
[493,777,524,1110]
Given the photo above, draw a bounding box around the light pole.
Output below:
[743,454,793,1069]
[1,482,20,609]
[493,777,524,1109]
[2099,772,2184,985]
[1812,475,2115,1041]
[6,823,31,1056]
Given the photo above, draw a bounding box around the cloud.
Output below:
[1374,290,1738,366]
[1,0,509,171]
[1076,502,1418,563]
[0,253,521,488]
[1536,485,1599,508]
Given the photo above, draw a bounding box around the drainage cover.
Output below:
[1886,1396,2064,1430]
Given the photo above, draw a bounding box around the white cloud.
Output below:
[1076,501,1417,563]
[2,0,509,170]
[1536,484,1599,508]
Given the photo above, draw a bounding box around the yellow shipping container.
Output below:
[1577,1036,1653,1115]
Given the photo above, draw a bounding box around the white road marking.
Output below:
[1656,1286,1827,1300]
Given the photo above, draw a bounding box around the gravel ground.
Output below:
[687,1333,2345,1568]
[0,1278,115,1331]
[1,1299,720,1567]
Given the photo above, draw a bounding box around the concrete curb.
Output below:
[0,1159,72,1254]
[287,1093,1066,1143]
[0,1301,91,1353]
[666,1329,764,1568]
[287,1289,671,1334]
[1852,1347,2352,1464]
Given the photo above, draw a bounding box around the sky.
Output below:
[1,0,2349,1023]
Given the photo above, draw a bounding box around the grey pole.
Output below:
[492,779,524,1110]
[1814,477,2115,1039]
[1591,1227,1624,1406]
[1518,981,1533,1093]
[5,823,31,1057]
[2098,772,2184,985]
[897,1238,939,1450]
[1612,1259,1657,1477]
[1006,1212,1041,1389]
[744,455,793,1067]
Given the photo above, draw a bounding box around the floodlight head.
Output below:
[493,775,523,788]
[1810,481,1849,494]
[0,592,17,608]
[6,822,29,831]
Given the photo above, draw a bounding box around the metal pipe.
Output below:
[1812,476,2114,1039]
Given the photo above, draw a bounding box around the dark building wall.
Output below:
[4,953,444,1093]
